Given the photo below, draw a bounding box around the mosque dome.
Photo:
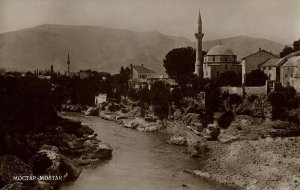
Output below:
[207,45,234,56]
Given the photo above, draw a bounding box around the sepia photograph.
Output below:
[0,0,299,189]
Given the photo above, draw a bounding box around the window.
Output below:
[225,57,227,62]
[217,71,219,76]
[225,64,228,70]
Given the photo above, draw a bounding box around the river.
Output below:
[61,112,232,190]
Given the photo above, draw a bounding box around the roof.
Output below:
[259,58,283,67]
[147,73,169,79]
[164,79,178,86]
[132,65,155,74]
[207,45,234,56]
[283,51,300,59]
[242,49,278,60]
[281,56,300,67]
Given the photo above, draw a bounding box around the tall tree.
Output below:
[163,47,195,87]
[150,81,170,125]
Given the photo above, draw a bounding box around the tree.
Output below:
[245,69,268,86]
[217,71,242,86]
[280,39,300,57]
[150,81,170,125]
[268,85,300,120]
[111,67,131,98]
[280,46,294,58]
[163,47,196,87]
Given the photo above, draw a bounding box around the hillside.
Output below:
[202,35,284,59]
[0,24,284,74]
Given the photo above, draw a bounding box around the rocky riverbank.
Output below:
[64,96,300,190]
[0,117,113,190]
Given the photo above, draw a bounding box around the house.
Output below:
[146,73,178,90]
[280,51,300,92]
[129,64,155,89]
[241,49,278,84]
[259,58,284,81]
[95,93,107,105]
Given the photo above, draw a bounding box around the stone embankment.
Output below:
[0,118,113,190]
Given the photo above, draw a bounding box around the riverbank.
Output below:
[68,97,300,190]
[0,117,113,190]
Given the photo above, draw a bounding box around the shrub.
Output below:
[218,111,234,129]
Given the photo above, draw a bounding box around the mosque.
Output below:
[194,11,242,79]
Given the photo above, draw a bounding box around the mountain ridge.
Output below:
[0,24,284,74]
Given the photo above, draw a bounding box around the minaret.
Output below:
[194,10,204,78]
[67,53,70,76]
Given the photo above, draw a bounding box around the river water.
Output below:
[61,113,232,190]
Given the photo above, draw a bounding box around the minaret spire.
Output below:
[194,9,204,78]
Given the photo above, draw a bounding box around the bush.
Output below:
[0,76,60,132]
[217,71,242,87]
[245,70,268,86]
[218,111,234,129]
[268,85,300,120]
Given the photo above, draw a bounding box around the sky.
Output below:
[0,0,299,44]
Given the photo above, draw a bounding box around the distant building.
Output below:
[95,93,107,105]
[131,64,155,80]
[203,45,241,79]
[146,73,178,90]
[241,49,278,84]
[130,64,155,89]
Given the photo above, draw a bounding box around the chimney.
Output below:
[142,64,144,67]
[259,48,261,51]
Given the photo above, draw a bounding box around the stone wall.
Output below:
[220,86,267,95]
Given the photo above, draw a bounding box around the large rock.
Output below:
[60,155,82,180]
[58,133,84,149]
[93,143,113,159]
[123,118,148,129]
[29,146,61,179]
[182,113,200,126]
[99,111,115,121]
[84,107,99,116]
[144,114,158,122]
[29,145,82,185]
[60,119,94,138]
[167,134,187,146]
[130,106,144,117]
